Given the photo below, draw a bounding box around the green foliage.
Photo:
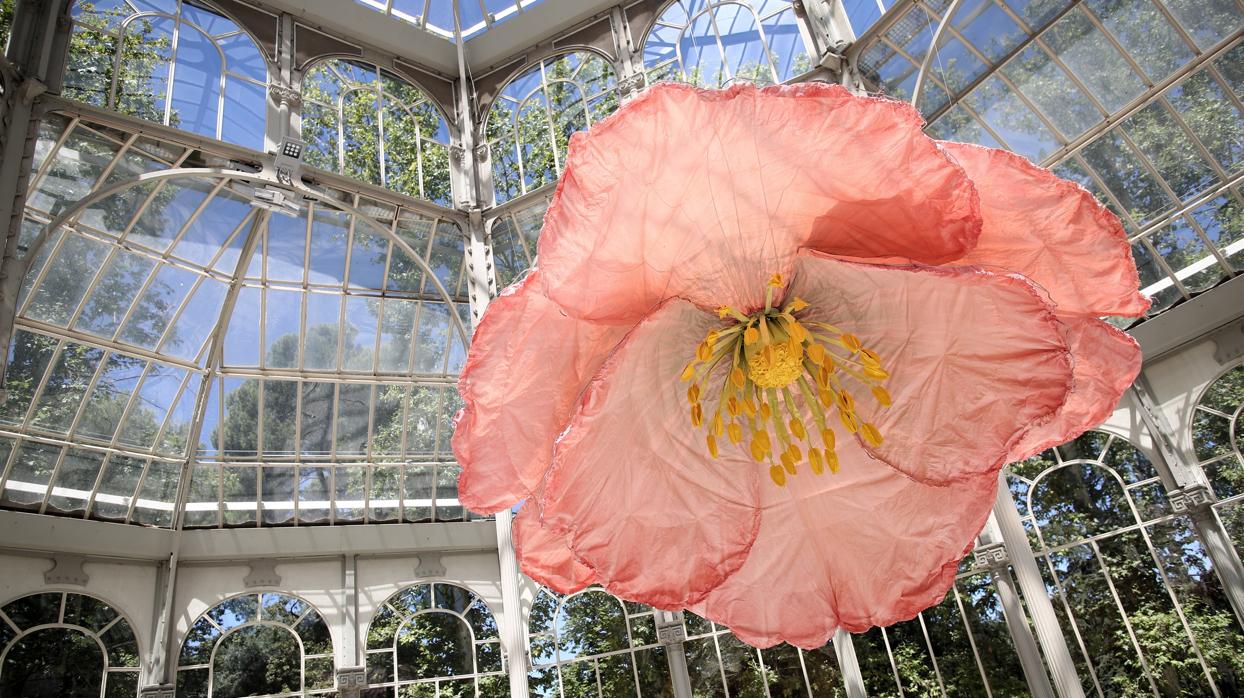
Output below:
[210,625,302,698]
[0,628,104,698]
[62,2,178,128]
[302,60,452,205]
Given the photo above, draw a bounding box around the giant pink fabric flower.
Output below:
[453,83,1147,649]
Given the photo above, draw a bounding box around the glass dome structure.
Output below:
[0,0,1241,696]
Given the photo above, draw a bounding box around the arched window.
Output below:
[62,0,271,151]
[527,587,672,696]
[1193,364,1244,550]
[365,582,506,696]
[484,52,619,205]
[301,59,454,207]
[177,592,334,697]
[641,0,814,88]
[0,591,140,697]
[1006,431,1244,696]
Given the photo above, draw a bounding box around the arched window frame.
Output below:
[0,591,141,697]
[640,0,815,88]
[364,581,506,697]
[1006,430,1242,696]
[176,591,335,697]
[527,585,673,697]
[484,50,620,205]
[64,0,272,150]
[1191,361,1244,503]
[299,57,456,207]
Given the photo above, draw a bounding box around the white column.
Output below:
[992,479,1087,698]
[833,629,867,698]
[494,509,531,697]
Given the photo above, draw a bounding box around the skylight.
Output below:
[353,0,543,41]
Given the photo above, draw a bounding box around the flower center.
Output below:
[681,274,892,487]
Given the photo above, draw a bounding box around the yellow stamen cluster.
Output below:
[681,274,892,487]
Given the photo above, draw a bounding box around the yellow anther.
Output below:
[770,464,787,486]
[768,273,784,287]
[818,389,834,408]
[711,413,724,437]
[687,384,701,404]
[836,390,855,413]
[841,333,862,353]
[780,452,796,474]
[826,449,840,473]
[839,409,859,433]
[754,430,772,452]
[787,444,802,463]
[690,404,704,428]
[744,326,759,345]
[807,343,825,366]
[717,306,733,319]
[821,428,836,452]
[808,447,824,475]
[865,365,890,380]
[787,321,808,343]
[731,366,746,389]
[726,396,741,417]
[789,418,806,440]
[680,362,696,382]
[860,348,882,367]
[728,422,744,444]
[871,385,892,407]
[759,401,772,421]
[750,439,767,462]
[861,422,883,448]
[741,396,757,417]
[707,434,719,458]
[788,297,809,312]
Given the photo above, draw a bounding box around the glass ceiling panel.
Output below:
[352,0,543,42]
[2,111,474,529]
[854,0,1244,323]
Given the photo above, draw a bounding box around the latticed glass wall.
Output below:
[852,0,1244,320]
[2,0,1244,697]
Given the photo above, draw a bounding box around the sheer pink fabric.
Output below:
[453,82,1148,649]
[941,142,1148,318]
[513,502,595,593]
[454,271,630,514]
[789,253,1073,486]
[542,299,763,609]
[538,83,981,323]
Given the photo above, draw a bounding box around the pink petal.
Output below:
[941,142,1149,318]
[540,299,762,608]
[453,271,632,514]
[689,436,997,649]
[1008,316,1141,461]
[539,82,981,323]
[789,252,1073,486]
[514,502,595,594]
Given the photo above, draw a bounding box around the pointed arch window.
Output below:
[301,59,454,207]
[63,0,271,151]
